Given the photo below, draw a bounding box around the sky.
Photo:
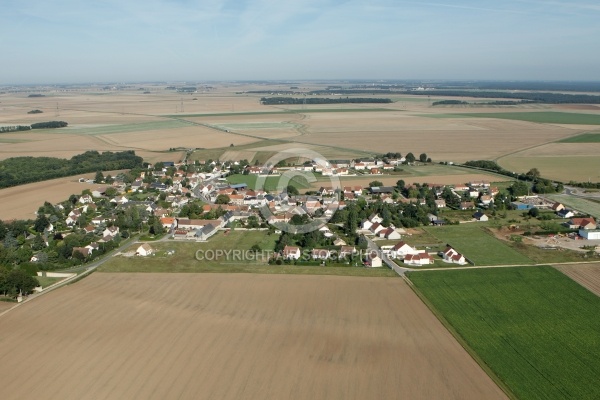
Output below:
[2,0,600,84]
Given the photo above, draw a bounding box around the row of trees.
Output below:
[0,150,143,189]
[306,88,600,104]
[0,121,68,133]
[260,97,392,105]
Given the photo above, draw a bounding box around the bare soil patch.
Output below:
[0,273,506,400]
[0,172,112,220]
[556,263,600,296]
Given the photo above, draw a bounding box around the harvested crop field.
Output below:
[0,172,110,220]
[556,263,600,296]
[0,273,507,400]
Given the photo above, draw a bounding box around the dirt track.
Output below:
[0,273,506,400]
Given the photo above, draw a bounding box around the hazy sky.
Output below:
[3,0,600,84]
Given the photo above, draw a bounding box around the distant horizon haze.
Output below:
[2,0,600,84]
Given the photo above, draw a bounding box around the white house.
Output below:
[390,241,416,259]
[136,243,154,256]
[442,246,467,264]
[365,252,382,268]
[282,245,301,260]
[473,212,489,222]
[403,253,434,266]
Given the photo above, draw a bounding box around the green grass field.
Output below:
[423,111,600,124]
[99,231,397,277]
[424,223,533,265]
[409,266,600,400]
[66,120,191,135]
[557,132,600,143]
[227,173,312,192]
[545,194,600,218]
[165,108,394,118]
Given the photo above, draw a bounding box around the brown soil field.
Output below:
[555,263,600,296]
[0,273,507,400]
[0,172,114,221]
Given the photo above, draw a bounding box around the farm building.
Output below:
[579,229,600,240]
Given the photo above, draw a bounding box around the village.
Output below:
[8,152,598,276]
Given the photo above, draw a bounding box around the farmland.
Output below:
[558,132,600,143]
[425,111,600,125]
[424,223,534,266]
[409,266,600,400]
[556,263,600,296]
[0,273,507,399]
[0,171,111,220]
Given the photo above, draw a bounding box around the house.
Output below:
[565,217,596,230]
[79,194,94,204]
[370,186,394,195]
[194,223,219,241]
[403,253,434,266]
[460,201,475,210]
[379,227,401,240]
[160,217,176,230]
[369,222,385,235]
[390,241,416,259]
[333,238,347,246]
[136,243,154,256]
[434,199,446,208]
[103,226,120,238]
[311,249,331,260]
[282,245,301,260]
[479,195,494,205]
[85,242,100,253]
[557,209,575,219]
[72,247,91,258]
[551,202,565,212]
[473,211,489,222]
[361,213,383,230]
[338,246,357,258]
[442,246,467,264]
[364,252,382,268]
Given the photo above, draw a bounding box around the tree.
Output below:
[345,207,358,234]
[369,180,383,188]
[526,168,541,180]
[285,185,299,195]
[215,194,230,204]
[357,235,369,250]
[509,181,529,197]
[419,153,428,163]
[34,214,50,233]
[405,152,416,163]
[94,171,104,183]
[528,207,540,218]
[396,180,405,190]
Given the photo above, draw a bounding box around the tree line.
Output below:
[304,89,600,104]
[0,121,68,133]
[260,97,392,105]
[0,150,143,189]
